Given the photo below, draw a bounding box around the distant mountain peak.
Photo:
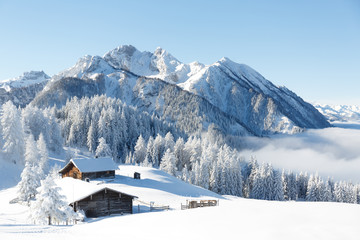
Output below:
[0,71,50,92]
[154,46,165,55]
[314,104,360,122]
[0,71,50,106]
[32,45,330,135]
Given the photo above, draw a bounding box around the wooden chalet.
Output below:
[59,177,137,218]
[59,157,117,180]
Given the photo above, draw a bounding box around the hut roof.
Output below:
[59,157,118,174]
[57,177,137,204]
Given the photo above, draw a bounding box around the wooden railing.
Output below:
[181,199,218,210]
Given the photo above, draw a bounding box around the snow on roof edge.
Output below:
[59,157,118,173]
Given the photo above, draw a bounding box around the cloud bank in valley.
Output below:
[240,124,360,183]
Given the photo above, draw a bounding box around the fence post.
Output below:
[150,201,154,212]
[138,204,140,213]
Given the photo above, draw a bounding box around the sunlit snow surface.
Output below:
[1,165,360,240]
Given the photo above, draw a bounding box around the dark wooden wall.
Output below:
[73,189,133,218]
[82,171,115,180]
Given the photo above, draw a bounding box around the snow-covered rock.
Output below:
[0,71,50,107]
[0,71,49,91]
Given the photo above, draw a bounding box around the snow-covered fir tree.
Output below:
[164,132,175,152]
[174,137,186,171]
[145,136,155,166]
[153,133,166,167]
[17,135,41,203]
[29,167,78,225]
[296,172,308,200]
[1,101,25,164]
[37,133,49,179]
[95,137,111,158]
[272,169,284,201]
[160,148,177,176]
[283,170,297,201]
[133,134,146,164]
[125,151,134,165]
[87,121,97,153]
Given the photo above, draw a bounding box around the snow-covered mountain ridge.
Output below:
[33,45,330,136]
[0,71,50,107]
[0,71,50,91]
[314,104,360,122]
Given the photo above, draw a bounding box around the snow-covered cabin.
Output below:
[58,177,137,218]
[59,157,117,180]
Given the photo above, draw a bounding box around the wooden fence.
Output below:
[134,199,170,212]
[181,199,218,210]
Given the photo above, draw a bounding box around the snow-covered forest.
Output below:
[1,95,359,207]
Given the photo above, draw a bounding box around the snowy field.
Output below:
[1,165,360,240]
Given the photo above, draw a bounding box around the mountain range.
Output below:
[3,45,331,136]
[314,104,360,122]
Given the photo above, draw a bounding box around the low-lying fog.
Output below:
[240,122,360,183]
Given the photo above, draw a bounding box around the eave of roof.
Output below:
[70,187,138,204]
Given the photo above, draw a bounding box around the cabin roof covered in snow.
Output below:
[59,157,118,173]
[57,177,137,204]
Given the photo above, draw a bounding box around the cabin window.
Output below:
[73,172,77,178]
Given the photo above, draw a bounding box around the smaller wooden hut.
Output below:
[70,187,136,217]
[59,157,117,180]
[59,177,137,218]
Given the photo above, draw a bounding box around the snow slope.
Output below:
[0,160,22,189]
[59,165,221,209]
[1,165,360,240]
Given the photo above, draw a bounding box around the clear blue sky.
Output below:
[0,0,359,104]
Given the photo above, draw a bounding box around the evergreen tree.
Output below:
[17,135,41,203]
[29,167,77,225]
[286,171,297,201]
[45,106,63,153]
[230,154,243,197]
[306,174,319,201]
[37,133,49,179]
[296,172,308,200]
[174,137,186,171]
[160,149,177,176]
[125,151,134,165]
[181,164,190,183]
[145,136,155,166]
[153,134,165,167]
[263,163,274,200]
[272,169,284,201]
[87,121,97,153]
[250,165,264,199]
[209,160,219,193]
[134,135,146,164]
[1,101,25,164]
[198,149,211,190]
[164,132,175,151]
[95,137,111,158]
[246,157,259,197]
